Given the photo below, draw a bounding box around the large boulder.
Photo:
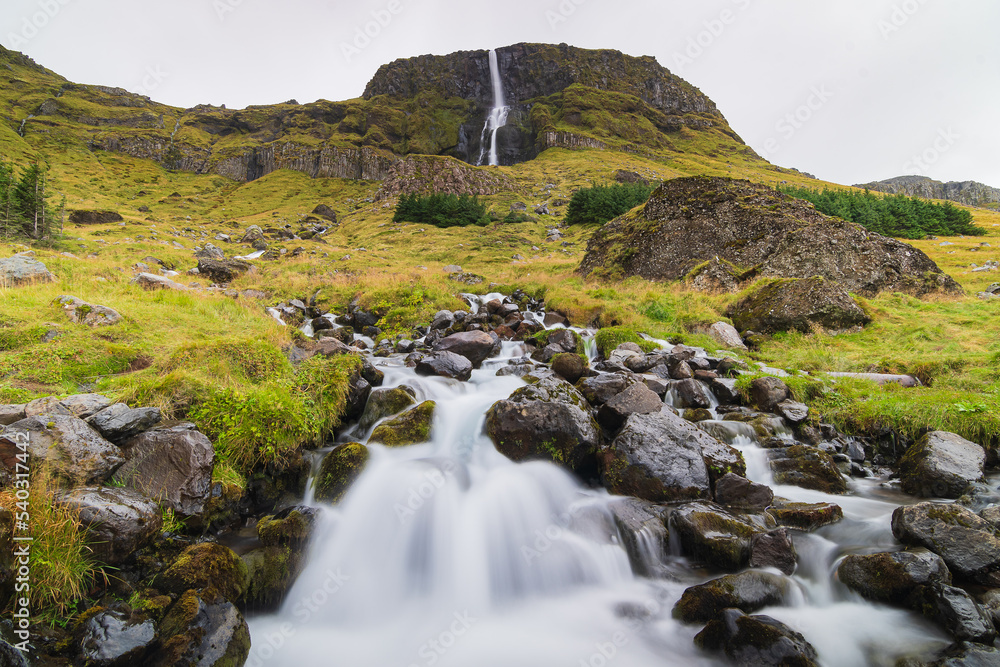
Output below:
[416,351,473,381]
[58,296,122,327]
[433,330,497,368]
[59,393,113,419]
[157,543,249,601]
[608,498,669,578]
[0,255,55,286]
[695,609,819,667]
[668,501,763,571]
[898,431,986,499]
[87,404,162,443]
[130,273,189,291]
[579,176,961,298]
[728,277,871,334]
[358,387,416,432]
[241,545,301,611]
[112,422,215,516]
[596,382,663,430]
[599,411,711,502]
[1,416,123,485]
[485,375,601,475]
[909,583,997,643]
[56,487,163,565]
[78,610,157,666]
[196,258,253,284]
[837,549,952,605]
[769,445,848,494]
[766,501,843,531]
[69,210,123,225]
[674,570,792,624]
[749,376,790,413]
[892,502,1000,586]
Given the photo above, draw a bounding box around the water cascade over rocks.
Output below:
[245,296,995,666]
[476,49,509,167]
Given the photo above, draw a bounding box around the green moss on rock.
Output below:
[315,443,370,503]
[369,401,435,447]
[157,543,249,602]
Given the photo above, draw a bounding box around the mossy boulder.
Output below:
[156,589,251,667]
[241,546,302,611]
[358,387,416,432]
[256,506,318,547]
[485,375,601,475]
[674,570,792,624]
[369,401,435,446]
[837,549,952,606]
[766,501,844,531]
[315,443,370,503]
[769,445,848,494]
[157,543,250,602]
[898,431,986,499]
[695,608,819,667]
[891,502,1000,586]
[668,501,764,571]
[550,352,586,384]
[728,277,871,334]
[593,327,657,358]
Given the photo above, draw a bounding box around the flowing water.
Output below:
[247,310,953,666]
[476,49,509,167]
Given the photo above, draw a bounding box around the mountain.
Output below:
[856,175,1000,208]
[0,42,761,188]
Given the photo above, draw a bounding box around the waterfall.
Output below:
[18,115,34,137]
[476,49,509,167]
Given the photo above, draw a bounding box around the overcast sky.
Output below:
[3,0,998,187]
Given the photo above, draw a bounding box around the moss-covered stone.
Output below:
[669,501,763,571]
[157,589,251,667]
[241,545,301,611]
[256,508,316,547]
[550,352,586,384]
[769,445,849,494]
[315,442,370,503]
[593,326,658,358]
[358,386,416,432]
[157,543,249,602]
[369,401,435,447]
[766,501,843,531]
[674,570,791,624]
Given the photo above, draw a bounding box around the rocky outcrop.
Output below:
[579,176,962,298]
[68,210,123,225]
[0,255,55,287]
[856,175,1000,208]
[375,155,517,199]
[727,277,872,334]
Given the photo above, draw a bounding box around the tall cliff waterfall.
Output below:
[477,49,509,166]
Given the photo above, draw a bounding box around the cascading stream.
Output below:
[476,49,509,167]
[248,305,952,666]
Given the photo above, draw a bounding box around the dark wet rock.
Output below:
[749,528,798,575]
[910,583,997,643]
[669,501,763,571]
[776,400,809,424]
[673,378,711,409]
[838,550,952,605]
[87,404,162,443]
[315,443,369,503]
[921,642,1000,666]
[547,328,578,352]
[358,387,416,432]
[155,590,251,667]
[728,277,872,334]
[79,610,156,666]
[608,497,669,578]
[714,473,774,509]
[577,374,634,405]
[674,570,792,624]
[486,375,601,474]
[892,502,1000,586]
[433,330,496,367]
[550,352,586,384]
[496,363,534,378]
[899,431,986,499]
[196,258,254,283]
[416,351,473,381]
[431,310,455,330]
[710,377,740,404]
[1,415,123,486]
[241,545,302,611]
[597,382,663,430]
[113,422,215,516]
[157,543,249,601]
[769,445,848,494]
[666,357,694,380]
[694,608,819,667]
[600,412,711,502]
[750,377,790,413]
[56,487,162,565]
[766,501,843,531]
[369,401,436,447]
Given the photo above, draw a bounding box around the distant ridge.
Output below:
[856,175,1000,208]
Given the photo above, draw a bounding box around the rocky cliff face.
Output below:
[579,176,962,298]
[856,175,1000,208]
